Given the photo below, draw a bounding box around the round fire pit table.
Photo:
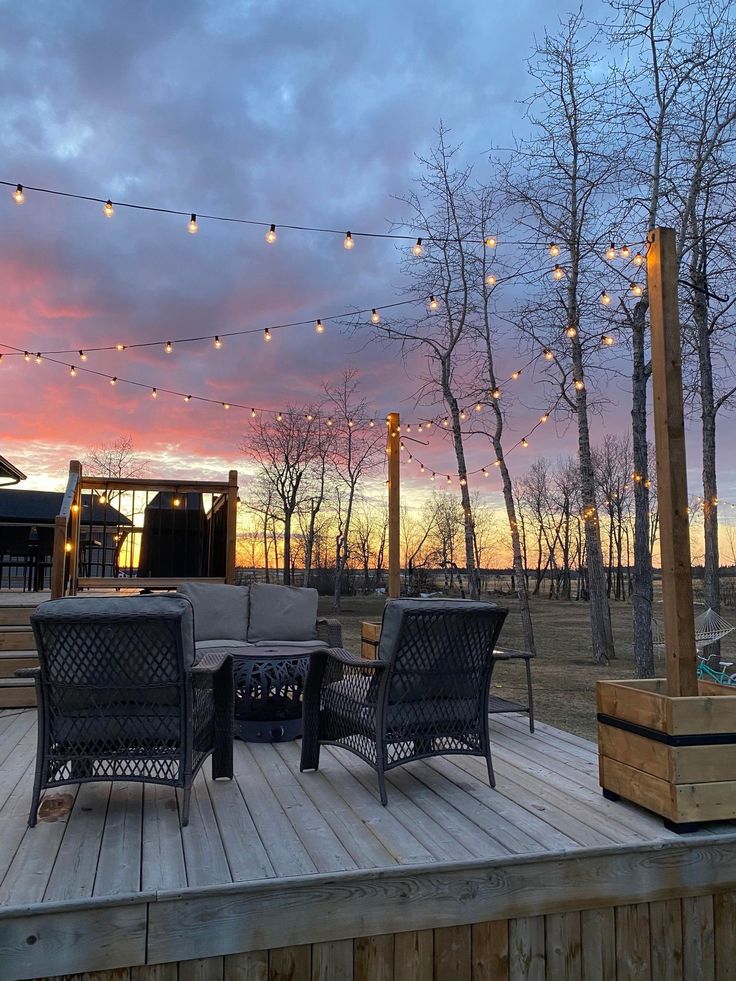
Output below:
[232,645,320,743]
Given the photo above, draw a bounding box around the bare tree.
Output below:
[84,434,150,478]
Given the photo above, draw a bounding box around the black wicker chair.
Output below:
[24,595,233,827]
[300,599,508,805]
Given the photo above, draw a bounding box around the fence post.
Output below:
[387,412,400,598]
[225,470,238,584]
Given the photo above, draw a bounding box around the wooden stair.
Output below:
[0,606,37,707]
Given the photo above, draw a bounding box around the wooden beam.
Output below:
[225,470,238,585]
[647,228,698,697]
[387,412,400,599]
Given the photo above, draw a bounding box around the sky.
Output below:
[1,0,734,523]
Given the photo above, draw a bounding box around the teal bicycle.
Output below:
[697,654,736,686]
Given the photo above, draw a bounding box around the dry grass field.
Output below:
[319,592,736,740]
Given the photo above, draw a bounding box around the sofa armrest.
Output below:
[317,617,343,648]
[325,647,387,670]
[15,667,41,679]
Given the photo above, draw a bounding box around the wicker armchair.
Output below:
[24,595,233,828]
[300,599,508,805]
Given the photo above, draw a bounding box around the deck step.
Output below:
[0,678,36,708]
[0,607,35,626]
[0,652,39,678]
[0,628,36,651]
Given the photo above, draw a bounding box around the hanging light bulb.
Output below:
[13,184,24,204]
[165,340,173,353]
[70,365,77,377]
[620,245,631,259]
[459,477,467,486]
[187,214,198,234]
[475,402,483,412]
[446,475,452,484]
[602,334,615,346]
[184,394,191,402]
[425,420,432,428]
[521,438,529,448]
[116,343,125,351]
[460,408,467,421]
[484,235,497,248]
[442,417,449,427]
[605,242,616,260]
[315,319,325,333]
[251,408,256,418]
[511,370,521,380]
[544,348,554,361]
[552,264,565,281]
[103,199,114,218]
[265,223,277,244]
[348,418,355,428]
[223,402,230,410]
[264,327,272,341]
[549,242,560,257]
[482,468,489,477]
[493,459,501,467]
[633,253,645,267]
[428,294,439,311]
[491,387,501,399]
[343,231,354,250]
[540,413,549,423]
[214,335,222,349]
[631,282,643,297]
[35,353,42,364]
[173,496,181,507]
[565,326,577,338]
[151,387,158,398]
[420,464,425,473]
[412,237,423,257]
[574,378,585,391]
[370,309,381,325]
[369,419,375,427]
[485,272,497,287]
[601,290,612,306]
[431,472,436,481]
[79,350,87,361]
[326,417,333,427]
[110,376,117,385]
[24,351,31,362]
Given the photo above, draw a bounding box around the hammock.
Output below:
[652,607,735,651]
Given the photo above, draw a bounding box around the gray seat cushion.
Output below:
[195,639,255,651]
[253,639,327,650]
[248,583,318,642]
[323,678,478,732]
[177,582,249,643]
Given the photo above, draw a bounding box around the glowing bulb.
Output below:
[264,327,272,341]
[327,417,333,427]
[13,184,25,205]
[566,326,577,338]
[315,318,325,334]
[412,237,423,257]
[485,273,497,286]
[459,477,467,486]
[460,409,467,421]
[214,335,222,349]
[574,378,585,391]
[544,348,554,361]
[223,402,230,410]
[184,394,191,402]
[552,264,565,281]
[24,352,30,362]
[431,472,436,481]
[348,418,354,428]
[549,242,560,257]
[482,468,488,477]
[493,459,501,467]
[425,420,432,428]
[620,245,630,259]
[521,438,529,447]
[605,243,616,260]
[266,223,277,244]
[420,464,425,473]
[98,493,107,505]
[492,387,501,399]
[447,475,452,484]
[369,419,375,427]
[35,353,42,364]
[484,236,497,248]
[601,290,611,306]
[116,343,125,351]
[71,503,79,514]
[370,309,381,325]
[110,376,117,385]
[475,402,482,412]
[343,231,354,250]
[511,370,521,380]
[173,496,181,507]
[151,387,158,398]
[79,350,87,361]
[70,365,77,377]
[602,334,615,346]
[442,417,449,427]
[540,413,549,423]
[277,412,283,421]
[187,213,198,234]
[103,199,114,218]
[631,282,643,297]
[165,340,173,353]
[633,253,645,267]
[64,541,72,553]
[428,294,439,311]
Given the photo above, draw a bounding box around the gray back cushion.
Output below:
[177,582,249,642]
[248,583,318,642]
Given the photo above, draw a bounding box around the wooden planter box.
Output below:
[597,678,736,830]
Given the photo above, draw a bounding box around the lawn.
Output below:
[319,592,736,741]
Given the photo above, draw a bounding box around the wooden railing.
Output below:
[50,463,238,596]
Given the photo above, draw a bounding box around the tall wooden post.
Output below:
[387,412,400,598]
[225,469,239,584]
[647,228,698,697]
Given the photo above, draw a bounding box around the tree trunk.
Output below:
[496,448,536,653]
[282,511,292,586]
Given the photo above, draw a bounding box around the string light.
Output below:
[574,378,585,391]
[116,343,125,351]
[13,184,24,205]
[511,370,521,380]
[484,236,497,248]
[630,282,643,297]
[35,353,42,364]
[110,376,117,385]
[70,365,76,377]
[24,352,31,362]
[485,273,497,286]
[369,309,381,326]
[223,402,230,410]
[633,253,645,267]
[459,408,467,421]
[482,468,488,477]
[620,245,630,259]
[187,214,199,234]
[412,237,423,257]
[264,328,272,341]
[326,417,333,426]
[151,387,158,398]
[443,417,449,426]
[343,231,354,250]
[369,419,375,427]
[103,199,114,218]
[565,326,577,338]
[184,394,191,401]
[601,290,612,306]
[605,243,616,260]
[214,336,222,349]
[315,319,325,333]
[165,341,173,353]
[491,387,501,399]
[549,243,560,257]
[544,348,554,361]
[277,411,283,421]
[266,223,277,244]
[475,402,483,412]
[428,294,439,311]
[251,408,256,417]
[552,265,565,281]
[521,438,529,447]
[540,413,549,423]
[79,350,87,361]
[602,334,615,346]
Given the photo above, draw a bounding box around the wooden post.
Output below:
[68,460,82,595]
[225,470,238,584]
[647,227,698,697]
[387,412,400,598]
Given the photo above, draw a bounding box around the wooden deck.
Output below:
[1,709,736,979]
